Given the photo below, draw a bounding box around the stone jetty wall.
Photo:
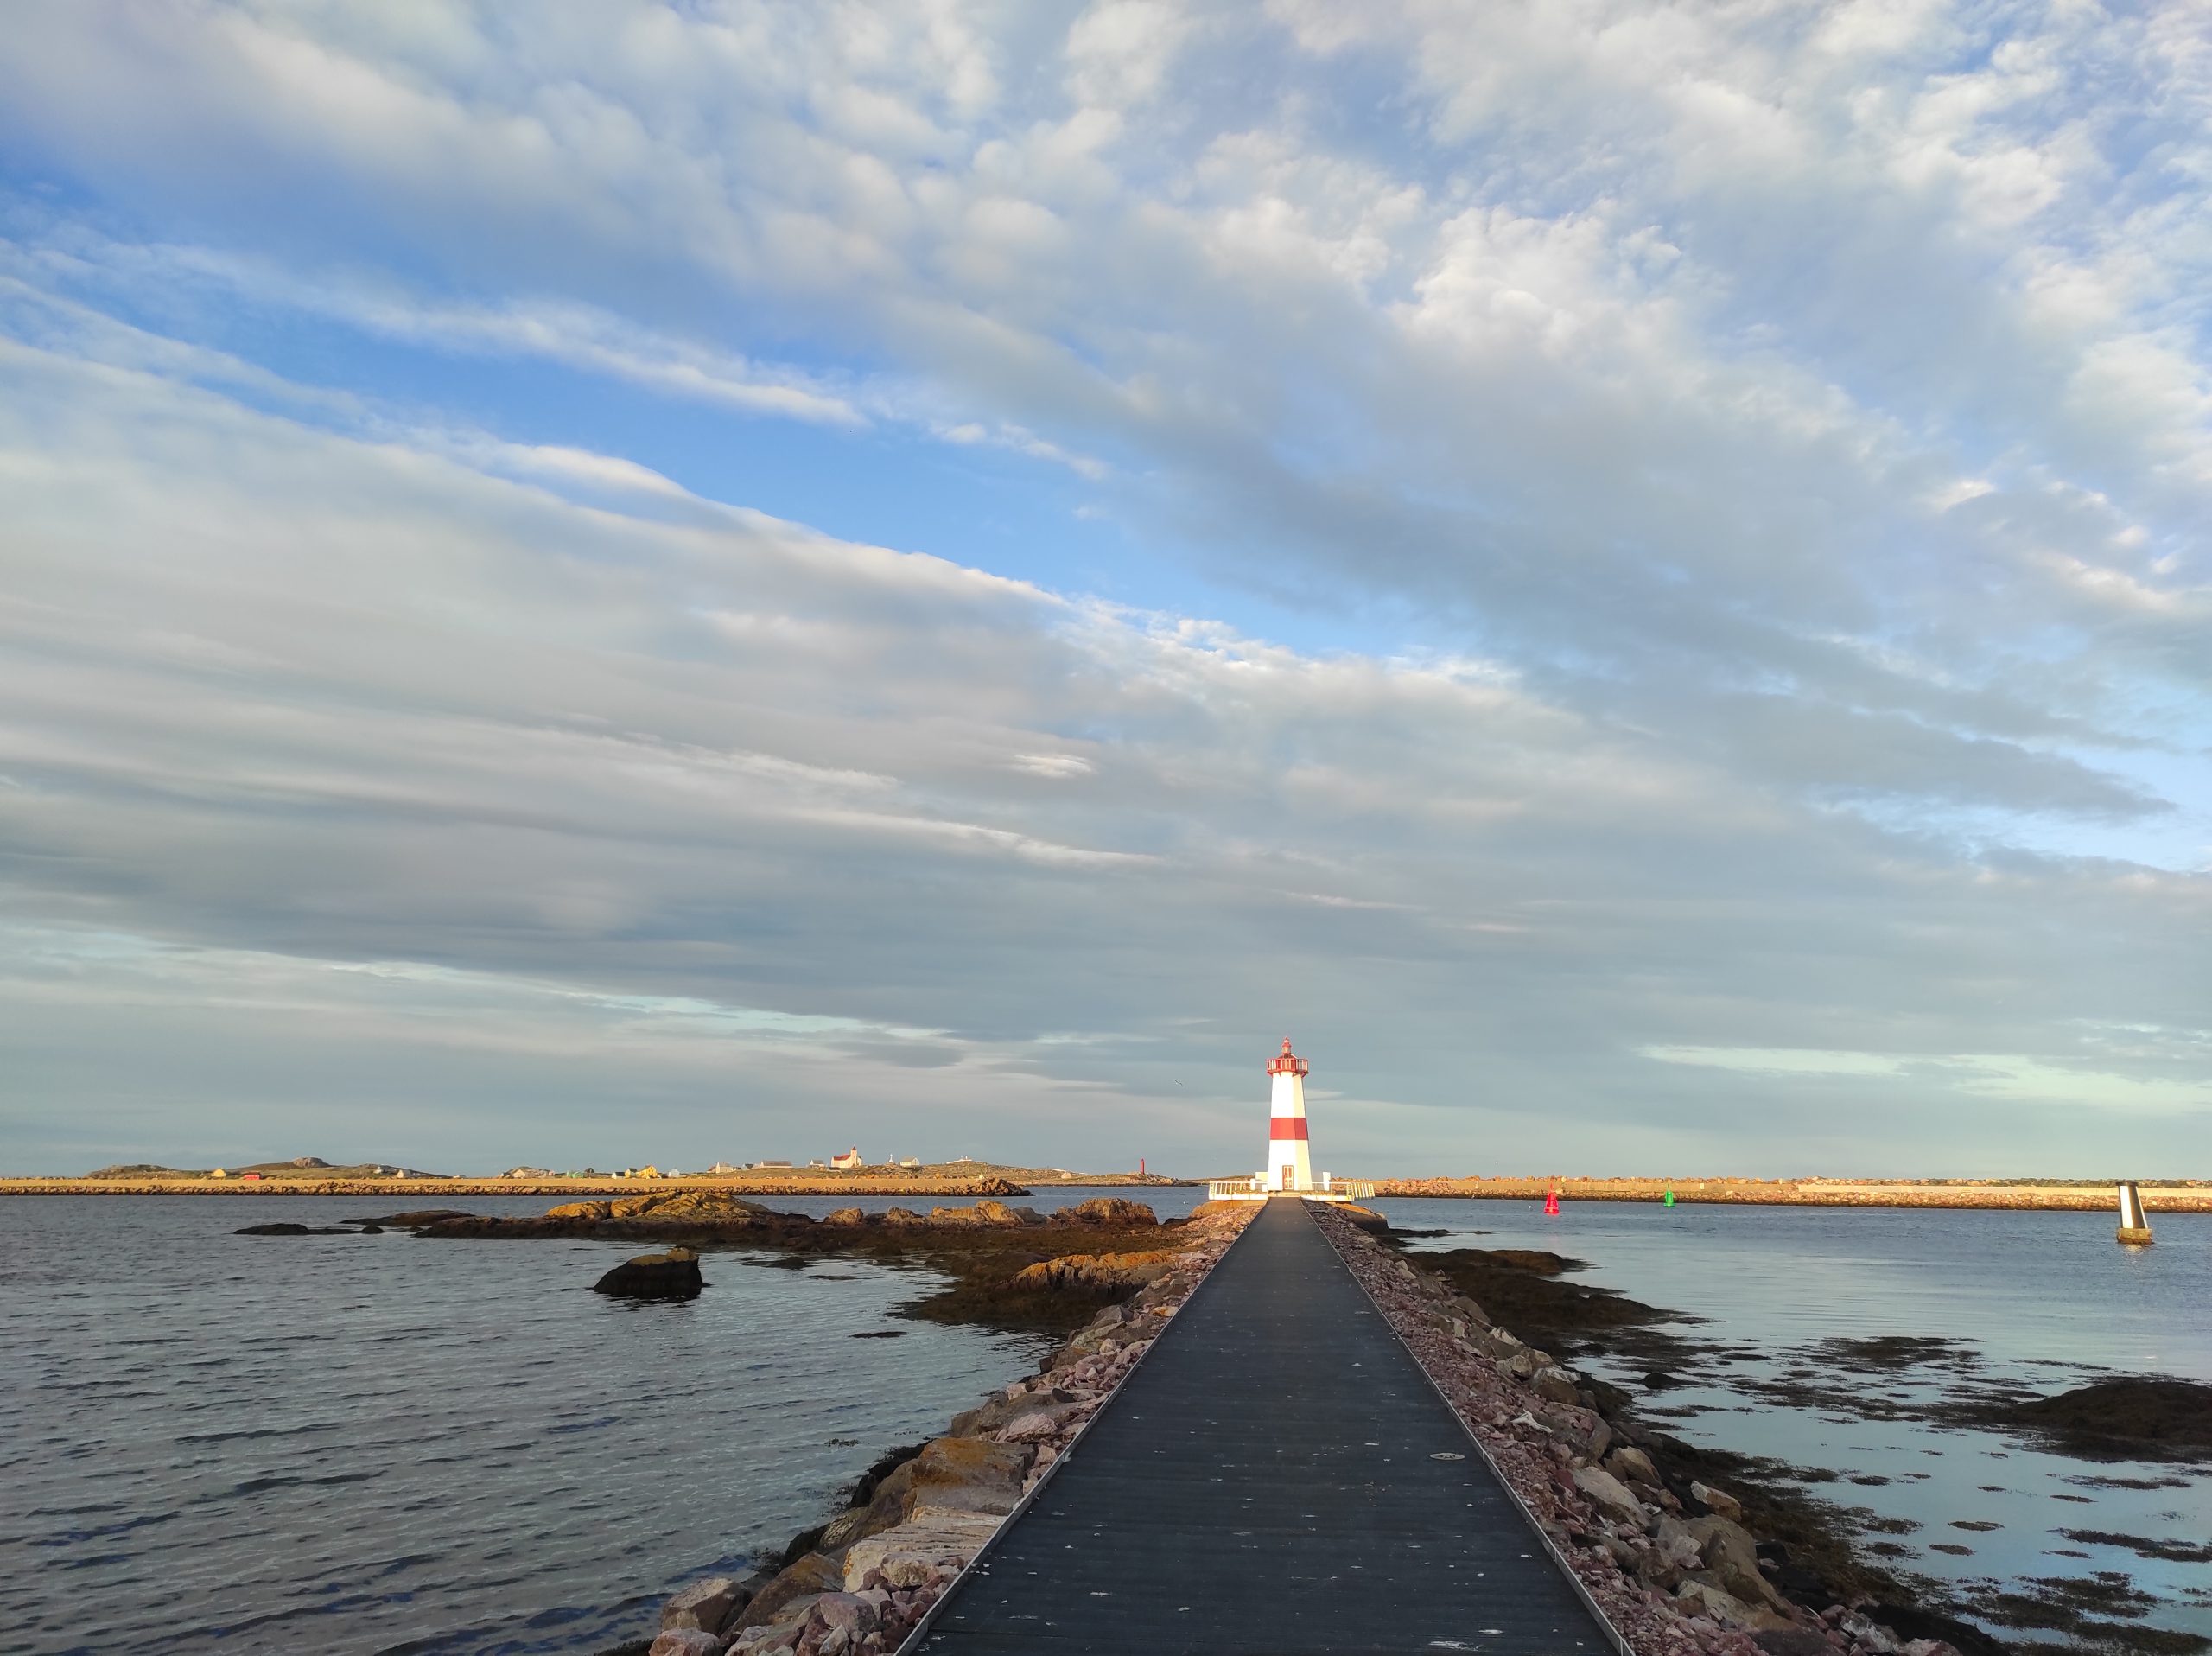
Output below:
[1312,1205,1982,1656]
[1372,1176,2212,1213]
[638,1201,1261,1656]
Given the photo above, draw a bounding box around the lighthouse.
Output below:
[1264,1038,1314,1193]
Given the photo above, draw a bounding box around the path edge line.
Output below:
[1313,1203,1639,1656]
[889,1207,1265,1656]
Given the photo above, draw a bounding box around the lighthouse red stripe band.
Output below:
[1268,1118,1308,1140]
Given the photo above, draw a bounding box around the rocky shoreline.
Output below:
[616,1201,1260,1656]
[1307,1204,1996,1656]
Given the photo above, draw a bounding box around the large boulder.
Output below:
[1687,1513,1793,1613]
[819,1435,1032,1550]
[592,1246,704,1298]
[1051,1197,1157,1226]
[928,1201,1045,1227]
[1572,1464,1649,1528]
[647,1631,721,1656]
[948,1385,1077,1438]
[844,1512,1001,1590]
[1008,1250,1182,1292]
[728,1551,841,1633]
[552,1190,774,1226]
[662,1574,748,1636]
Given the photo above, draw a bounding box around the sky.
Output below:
[1,1,2208,1178]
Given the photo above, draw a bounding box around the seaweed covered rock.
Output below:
[550,1190,774,1226]
[928,1201,1045,1227]
[1051,1197,1157,1226]
[593,1245,704,1298]
[1009,1250,1182,1292]
[1983,1376,2212,1459]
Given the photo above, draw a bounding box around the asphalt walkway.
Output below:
[914,1195,1620,1655]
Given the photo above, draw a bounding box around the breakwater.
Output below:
[632,1201,1255,1655]
[1373,1176,2212,1212]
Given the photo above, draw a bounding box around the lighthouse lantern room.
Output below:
[1264,1038,1313,1192]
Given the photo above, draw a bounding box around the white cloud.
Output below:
[0,2,2209,1168]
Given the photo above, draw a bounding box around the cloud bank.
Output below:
[0,2,2205,1172]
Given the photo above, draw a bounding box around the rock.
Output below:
[947,1387,1075,1438]
[1051,1197,1158,1226]
[1678,1581,1795,1633]
[1535,1368,1582,1406]
[781,1590,881,1654]
[823,1207,870,1226]
[729,1552,841,1632]
[1982,1376,2212,1457]
[842,1512,1002,1590]
[593,1245,705,1298]
[236,1223,326,1235]
[663,1574,747,1635]
[822,1436,1033,1550]
[1335,1203,1390,1231]
[1009,1251,1182,1292]
[343,1209,474,1226]
[1693,1480,1745,1520]
[1688,1514,1792,1612]
[1572,1464,1649,1527]
[880,1207,927,1226]
[1653,1514,1705,1572]
[1607,1446,1662,1487]
[928,1200,1045,1226]
[998,1410,1065,1443]
[1754,1631,1834,1656]
[647,1631,722,1656]
[727,1616,809,1656]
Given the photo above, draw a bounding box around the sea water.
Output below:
[0,1186,1191,1655]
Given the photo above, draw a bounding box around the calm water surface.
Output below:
[1379,1197,2212,1650]
[1,1186,1192,1656]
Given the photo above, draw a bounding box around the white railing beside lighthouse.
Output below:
[1206,1175,1375,1202]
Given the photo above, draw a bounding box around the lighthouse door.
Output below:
[1280,1163,1294,1189]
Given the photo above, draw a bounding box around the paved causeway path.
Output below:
[916,1195,1620,1656]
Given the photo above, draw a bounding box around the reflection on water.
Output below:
[1379,1197,2212,1650]
[0,1188,1168,1655]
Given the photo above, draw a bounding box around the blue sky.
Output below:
[0,1,2207,1176]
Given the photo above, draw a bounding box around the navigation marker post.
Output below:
[2117,1181,2153,1246]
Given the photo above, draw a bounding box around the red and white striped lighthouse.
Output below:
[1264,1038,1314,1193]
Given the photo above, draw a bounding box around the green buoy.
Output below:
[1662,1188,1675,1207]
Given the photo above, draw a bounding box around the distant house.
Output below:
[707,1162,739,1175]
[753,1159,792,1169]
[240,1172,263,1182]
[209,1168,229,1179]
[898,1157,921,1169]
[830,1147,863,1171]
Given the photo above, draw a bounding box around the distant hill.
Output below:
[83,1156,449,1180]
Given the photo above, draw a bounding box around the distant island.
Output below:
[0,1155,1179,1197]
